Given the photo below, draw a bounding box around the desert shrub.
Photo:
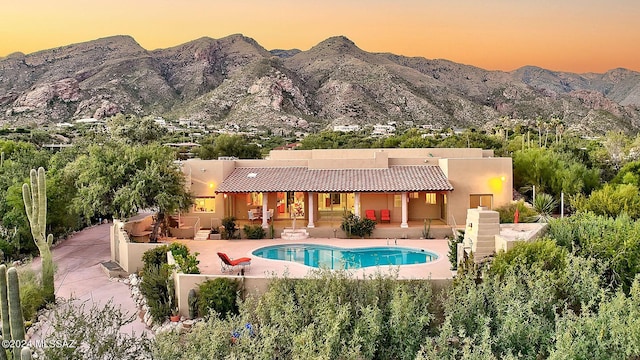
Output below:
[39,298,152,360]
[549,278,640,360]
[142,243,199,274]
[141,245,169,273]
[173,252,200,274]
[0,239,17,262]
[341,213,376,238]
[198,278,240,319]
[168,242,189,259]
[430,255,602,359]
[139,264,172,323]
[571,183,640,219]
[153,270,436,359]
[495,200,538,223]
[17,268,46,322]
[221,216,238,239]
[529,193,558,222]
[547,212,640,293]
[490,238,568,278]
[242,224,265,239]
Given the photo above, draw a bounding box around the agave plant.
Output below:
[529,192,557,223]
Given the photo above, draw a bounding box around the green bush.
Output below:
[168,242,189,259]
[341,212,376,238]
[139,265,172,323]
[547,212,640,293]
[242,224,266,239]
[197,278,240,319]
[40,298,152,359]
[221,216,238,239]
[490,239,568,278]
[571,183,640,219]
[495,200,537,223]
[142,243,199,274]
[0,240,17,262]
[154,271,434,359]
[141,245,169,274]
[173,252,200,274]
[17,268,46,322]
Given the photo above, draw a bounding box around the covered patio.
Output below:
[214,166,455,232]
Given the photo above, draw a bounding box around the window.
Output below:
[394,195,402,208]
[410,192,419,199]
[425,193,437,205]
[470,194,493,209]
[246,192,263,206]
[194,197,215,212]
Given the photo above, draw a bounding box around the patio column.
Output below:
[354,192,361,217]
[307,192,315,228]
[261,192,269,228]
[401,192,409,228]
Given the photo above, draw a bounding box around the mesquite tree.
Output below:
[21,167,54,303]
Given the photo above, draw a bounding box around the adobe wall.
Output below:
[439,157,512,226]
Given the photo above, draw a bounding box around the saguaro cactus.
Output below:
[0,265,10,343]
[22,167,54,303]
[0,266,28,360]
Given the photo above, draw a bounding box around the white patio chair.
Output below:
[248,210,259,223]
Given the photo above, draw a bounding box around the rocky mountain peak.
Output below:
[308,35,361,54]
[1,34,640,134]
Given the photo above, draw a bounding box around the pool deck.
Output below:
[162,237,454,280]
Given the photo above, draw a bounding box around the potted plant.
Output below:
[170,307,180,322]
[209,226,221,240]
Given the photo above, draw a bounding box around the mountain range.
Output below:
[1,34,640,134]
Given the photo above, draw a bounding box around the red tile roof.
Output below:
[215,166,453,193]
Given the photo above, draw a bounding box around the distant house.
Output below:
[372,124,396,136]
[273,142,302,151]
[75,118,102,124]
[333,125,361,132]
[181,148,512,234]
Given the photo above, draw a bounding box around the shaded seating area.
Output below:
[380,209,391,223]
[365,210,377,222]
[217,252,251,273]
[248,210,260,223]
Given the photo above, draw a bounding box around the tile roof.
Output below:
[215,166,454,193]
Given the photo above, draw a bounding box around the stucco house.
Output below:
[178,148,512,238]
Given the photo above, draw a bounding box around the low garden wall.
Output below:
[111,220,165,273]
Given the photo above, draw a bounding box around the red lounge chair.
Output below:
[365,210,377,222]
[217,252,251,273]
[380,209,391,223]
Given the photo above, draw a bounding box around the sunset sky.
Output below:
[1,0,639,73]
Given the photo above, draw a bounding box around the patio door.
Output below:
[276,192,305,219]
[318,193,355,220]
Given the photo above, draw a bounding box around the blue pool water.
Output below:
[252,244,438,269]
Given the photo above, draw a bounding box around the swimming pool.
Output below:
[252,244,438,269]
